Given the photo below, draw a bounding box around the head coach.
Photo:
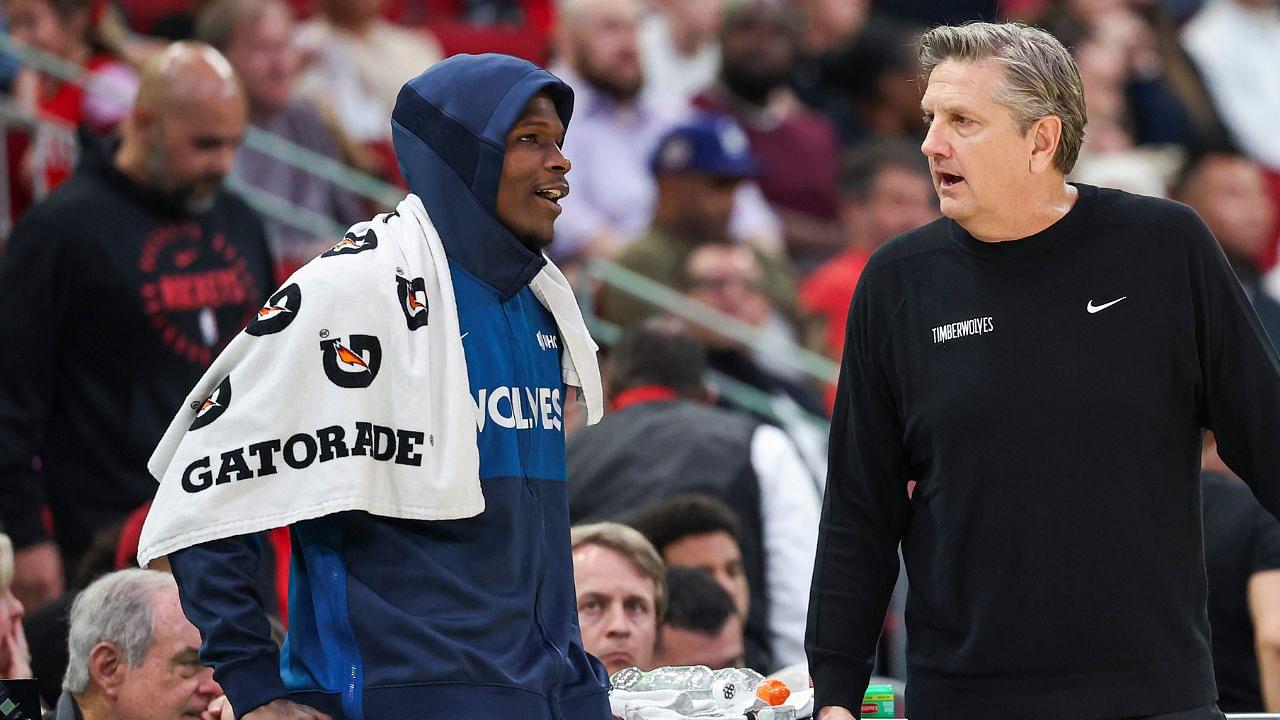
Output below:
[806,21,1280,720]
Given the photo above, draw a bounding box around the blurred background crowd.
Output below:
[2,0,1280,716]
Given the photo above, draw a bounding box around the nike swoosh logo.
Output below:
[1087,296,1127,314]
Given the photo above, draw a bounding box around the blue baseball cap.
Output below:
[649,115,761,179]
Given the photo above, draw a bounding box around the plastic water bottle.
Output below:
[610,665,714,694]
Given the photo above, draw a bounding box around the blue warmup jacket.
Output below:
[169,55,612,720]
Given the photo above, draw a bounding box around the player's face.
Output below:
[495,94,570,252]
[572,544,658,675]
[662,531,750,619]
[920,59,1038,231]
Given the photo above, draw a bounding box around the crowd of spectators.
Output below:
[3,0,1280,715]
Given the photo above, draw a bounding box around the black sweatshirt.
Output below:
[0,153,272,564]
[806,184,1280,719]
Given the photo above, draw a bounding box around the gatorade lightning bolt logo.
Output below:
[190,376,231,430]
[246,283,301,336]
[321,335,382,388]
[321,228,378,257]
[396,275,429,330]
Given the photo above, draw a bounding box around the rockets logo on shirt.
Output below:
[246,283,302,336]
[190,376,232,430]
[396,275,429,330]
[321,335,382,388]
[321,228,378,257]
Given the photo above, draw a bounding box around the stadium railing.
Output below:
[0,31,835,432]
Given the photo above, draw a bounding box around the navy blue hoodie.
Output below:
[169,54,612,720]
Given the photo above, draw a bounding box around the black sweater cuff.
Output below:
[811,657,873,718]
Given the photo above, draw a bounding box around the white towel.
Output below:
[138,194,603,566]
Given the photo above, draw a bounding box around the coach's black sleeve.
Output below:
[0,210,72,548]
[170,535,287,716]
[806,274,912,716]
[1187,207,1280,522]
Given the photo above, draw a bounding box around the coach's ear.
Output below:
[1028,115,1062,175]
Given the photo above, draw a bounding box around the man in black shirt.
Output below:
[806,21,1280,720]
[0,42,272,609]
[1201,462,1280,712]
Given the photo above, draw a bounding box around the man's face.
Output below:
[140,92,247,214]
[495,93,570,251]
[112,590,222,720]
[566,1,643,101]
[1182,155,1275,261]
[920,59,1038,231]
[683,244,772,348]
[662,531,750,618]
[4,0,83,57]
[659,173,739,242]
[656,613,744,670]
[720,1,794,104]
[572,544,658,675]
[845,165,937,249]
[223,5,296,117]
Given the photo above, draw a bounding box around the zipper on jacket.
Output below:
[311,527,364,720]
[527,482,567,720]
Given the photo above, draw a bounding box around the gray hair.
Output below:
[918,22,1087,174]
[63,570,177,693]
[196,0,290,51]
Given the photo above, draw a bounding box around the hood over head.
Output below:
[392,53,574,298]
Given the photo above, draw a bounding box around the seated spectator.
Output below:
[49,569,224,719]
[386,0,555,64]
[293,0,442,173]
[196,0,366,276]
[1,529,32,679]
[1172,148,1280,345]
[800,140,935,362]
[693,0,842,267]
[570,522,666,676]
[654,567,744,670]
[568,319,820,671]
[680,241,825,417]
[548,0,679,261]
[1202,436,1280,712]
[550,0,781,264]
[3,0,138,226]
[815,14,925,146]
[0,42,273,612]
[1182,0,1280,172]
[595,115,796,329]
[638,0,723,104]
[1039,0,1220,149]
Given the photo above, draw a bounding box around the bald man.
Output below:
[0,42,273,609]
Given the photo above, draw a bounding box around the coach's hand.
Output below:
[816,706,856,720]
[241,699,332,720]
